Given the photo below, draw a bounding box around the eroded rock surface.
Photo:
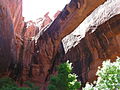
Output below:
[0,0,120,89]
[24,0,107,88]
[0,0,16,73]
[62,0,120,84]
[30,0,120,88]
[63,14,120,85]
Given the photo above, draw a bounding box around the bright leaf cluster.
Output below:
[83,57,120,90]
[48,61,81,90]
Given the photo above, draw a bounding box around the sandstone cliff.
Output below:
[0,0,13,73]
[62,14,120,85]
[0,0,120,89]
[0,0,26,80]
[29,0,120,89]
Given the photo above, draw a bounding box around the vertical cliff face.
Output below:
[0,0,24,74]
[23,21,38,65]
[86,14,120,83]
[27,0,120,88]
[62,14,120,85]
[8,0,24,34]
[8,0,25,60]
[0,0,120,89]
[0,0,15,73]
[61,0,120,84]
[23,0,107,88]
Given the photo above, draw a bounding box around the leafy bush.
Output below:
[0,77,40,90]
[0,86,31,90]
[48,61,81,90]
[0,77,17,88]
[24,81,40,90]
[83,57,120,90]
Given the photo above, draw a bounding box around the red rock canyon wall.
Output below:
[0,0,120,90]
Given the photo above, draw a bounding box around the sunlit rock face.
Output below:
[0,0,120,89]
[8,0,25,60]
[28,0,120,88]
[62,0,120,84]
[22,13,53,66]
[53,10,61,19]
[0,0,16,73]
[22,21,38,65]
[63,0,120,52]
[63,14,120,84]
[24,0,108,88]
[8,0,24,34]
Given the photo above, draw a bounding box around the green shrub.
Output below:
[24,81,40,90]
[48,61,81,90]
[0,77,40,90]
[0,77,17,89]
[83,57,120,90]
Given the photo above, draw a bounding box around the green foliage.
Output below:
[0,86,31,90]
[24,81,40,90]
[0,77,40,90]
[48,61,81,90]
[83,57,120,90]
[0,77,17,89]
